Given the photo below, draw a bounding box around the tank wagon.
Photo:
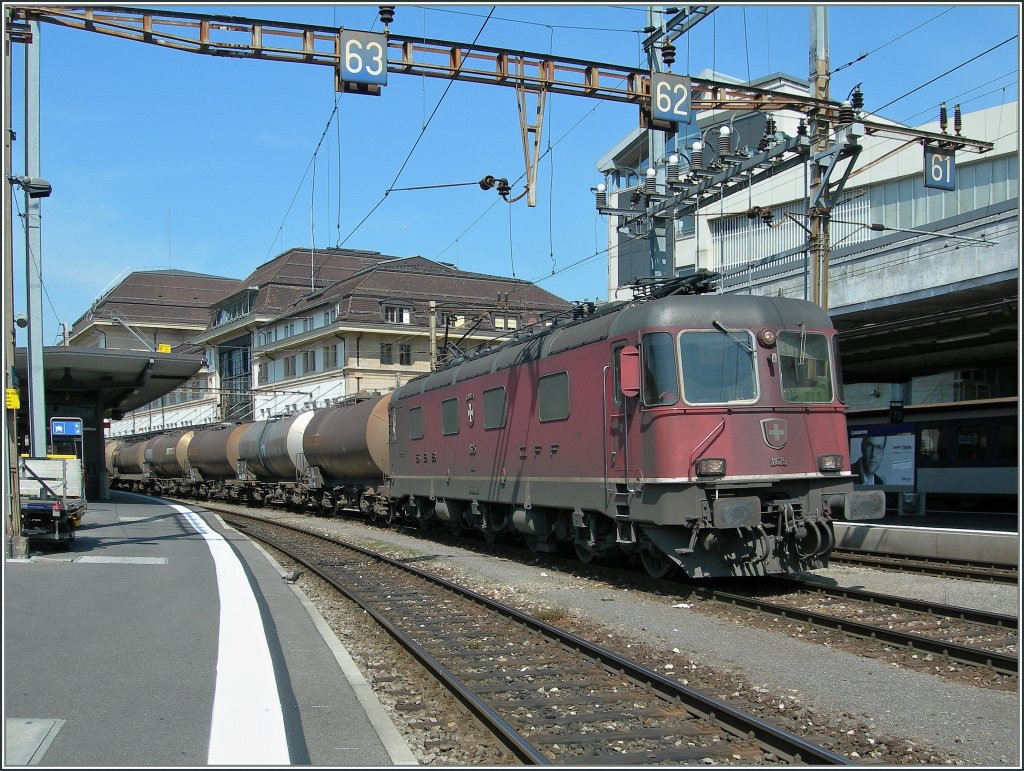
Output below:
[109,275,884,578]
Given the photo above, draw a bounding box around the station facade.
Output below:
[69,248,570,438]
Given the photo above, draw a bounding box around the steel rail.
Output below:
[710,586,1018,676]
[830,550,1018,585]
[219,508,853,766]
[772,577,1019,630]
[228,515,550,765]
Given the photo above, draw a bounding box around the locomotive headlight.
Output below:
[758,328,777,347]
[818,454,843,472]
[695,458,726,477]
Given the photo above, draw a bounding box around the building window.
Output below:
[400,343,412,366]
[381,343,394,365]
[303,350,316,374]
[384,305,412,324]
[323,344,339,370]
[494,314,518,330]
[258,363,269,385]
[284,356,296,378]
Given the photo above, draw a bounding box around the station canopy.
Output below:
[13,346,204,418]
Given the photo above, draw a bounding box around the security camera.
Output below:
[9,175,52,199]
[15,313,28,328]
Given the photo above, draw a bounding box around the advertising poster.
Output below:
[848,423,915,492]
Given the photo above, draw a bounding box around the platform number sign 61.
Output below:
[339,30,388,86]
[924,146,955,191]
[651,72,692,125]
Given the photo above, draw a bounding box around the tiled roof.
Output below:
[272,256,571,327]
[70,269,239,334]
[208,246,391,316]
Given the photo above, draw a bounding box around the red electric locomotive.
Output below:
[388,275,884,578]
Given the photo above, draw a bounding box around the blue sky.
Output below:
[7,2,1020,346]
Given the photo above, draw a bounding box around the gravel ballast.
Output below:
[227,508,1021,766]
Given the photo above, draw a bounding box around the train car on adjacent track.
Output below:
[108,274,884,578]
[846,396,1018,515]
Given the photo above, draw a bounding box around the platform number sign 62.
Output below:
[924,146,955,191]
[339,31,388,86]
[651,72,692,125]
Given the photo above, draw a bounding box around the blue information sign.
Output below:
[339,30,388,86]
[651,72,692,125]
[924,146,955,191]
[50,417,83,437]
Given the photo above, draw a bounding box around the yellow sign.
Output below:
[157,343,172,354]
[5,388,20,410]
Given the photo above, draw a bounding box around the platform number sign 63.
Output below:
[651,72,692,125]
[339,31,388,86]
[924,146,955,191]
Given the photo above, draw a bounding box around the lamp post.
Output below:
[9,172,51,461]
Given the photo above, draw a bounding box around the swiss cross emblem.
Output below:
[761,418,787,450]
[467,400,475,427]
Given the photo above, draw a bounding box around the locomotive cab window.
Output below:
[538,371,570,422]
[642,332,679,406]
[679,330,757,404]
[441,398,460,435]
[483,387,507,429]
[777,331,834,403]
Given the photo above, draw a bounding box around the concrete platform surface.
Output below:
[3,491,417,767]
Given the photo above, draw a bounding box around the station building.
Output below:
[70,247,570,437]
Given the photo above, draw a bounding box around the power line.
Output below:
[264,95,341,264]
[337,8,497,249]
[410,5,642,34]
[868,35,1017,117]
[829,8,953,76]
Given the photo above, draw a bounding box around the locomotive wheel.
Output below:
[447,521,463,537]
[574,542,599,564]
[481,529,498,544]
[640,546,676,579]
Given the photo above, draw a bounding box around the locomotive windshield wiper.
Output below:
[712,320,754,354]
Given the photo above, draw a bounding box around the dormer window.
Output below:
[383,304,412,324]
[493,313,518,330]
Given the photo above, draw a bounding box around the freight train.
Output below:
[107,275,885,578]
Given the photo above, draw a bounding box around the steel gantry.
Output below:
[6,3,996,308]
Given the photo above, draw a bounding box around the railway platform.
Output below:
[834,509,1019,567]
[3,491,417,767]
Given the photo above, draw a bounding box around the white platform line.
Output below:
[170,504,290,766]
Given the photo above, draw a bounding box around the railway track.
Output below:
[217,509,852,766]
[418,533,1019,682]
[717,577,1018,678]
[183,496,1016,688]
[406,523,1020,681]
[829,549,1018,585]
